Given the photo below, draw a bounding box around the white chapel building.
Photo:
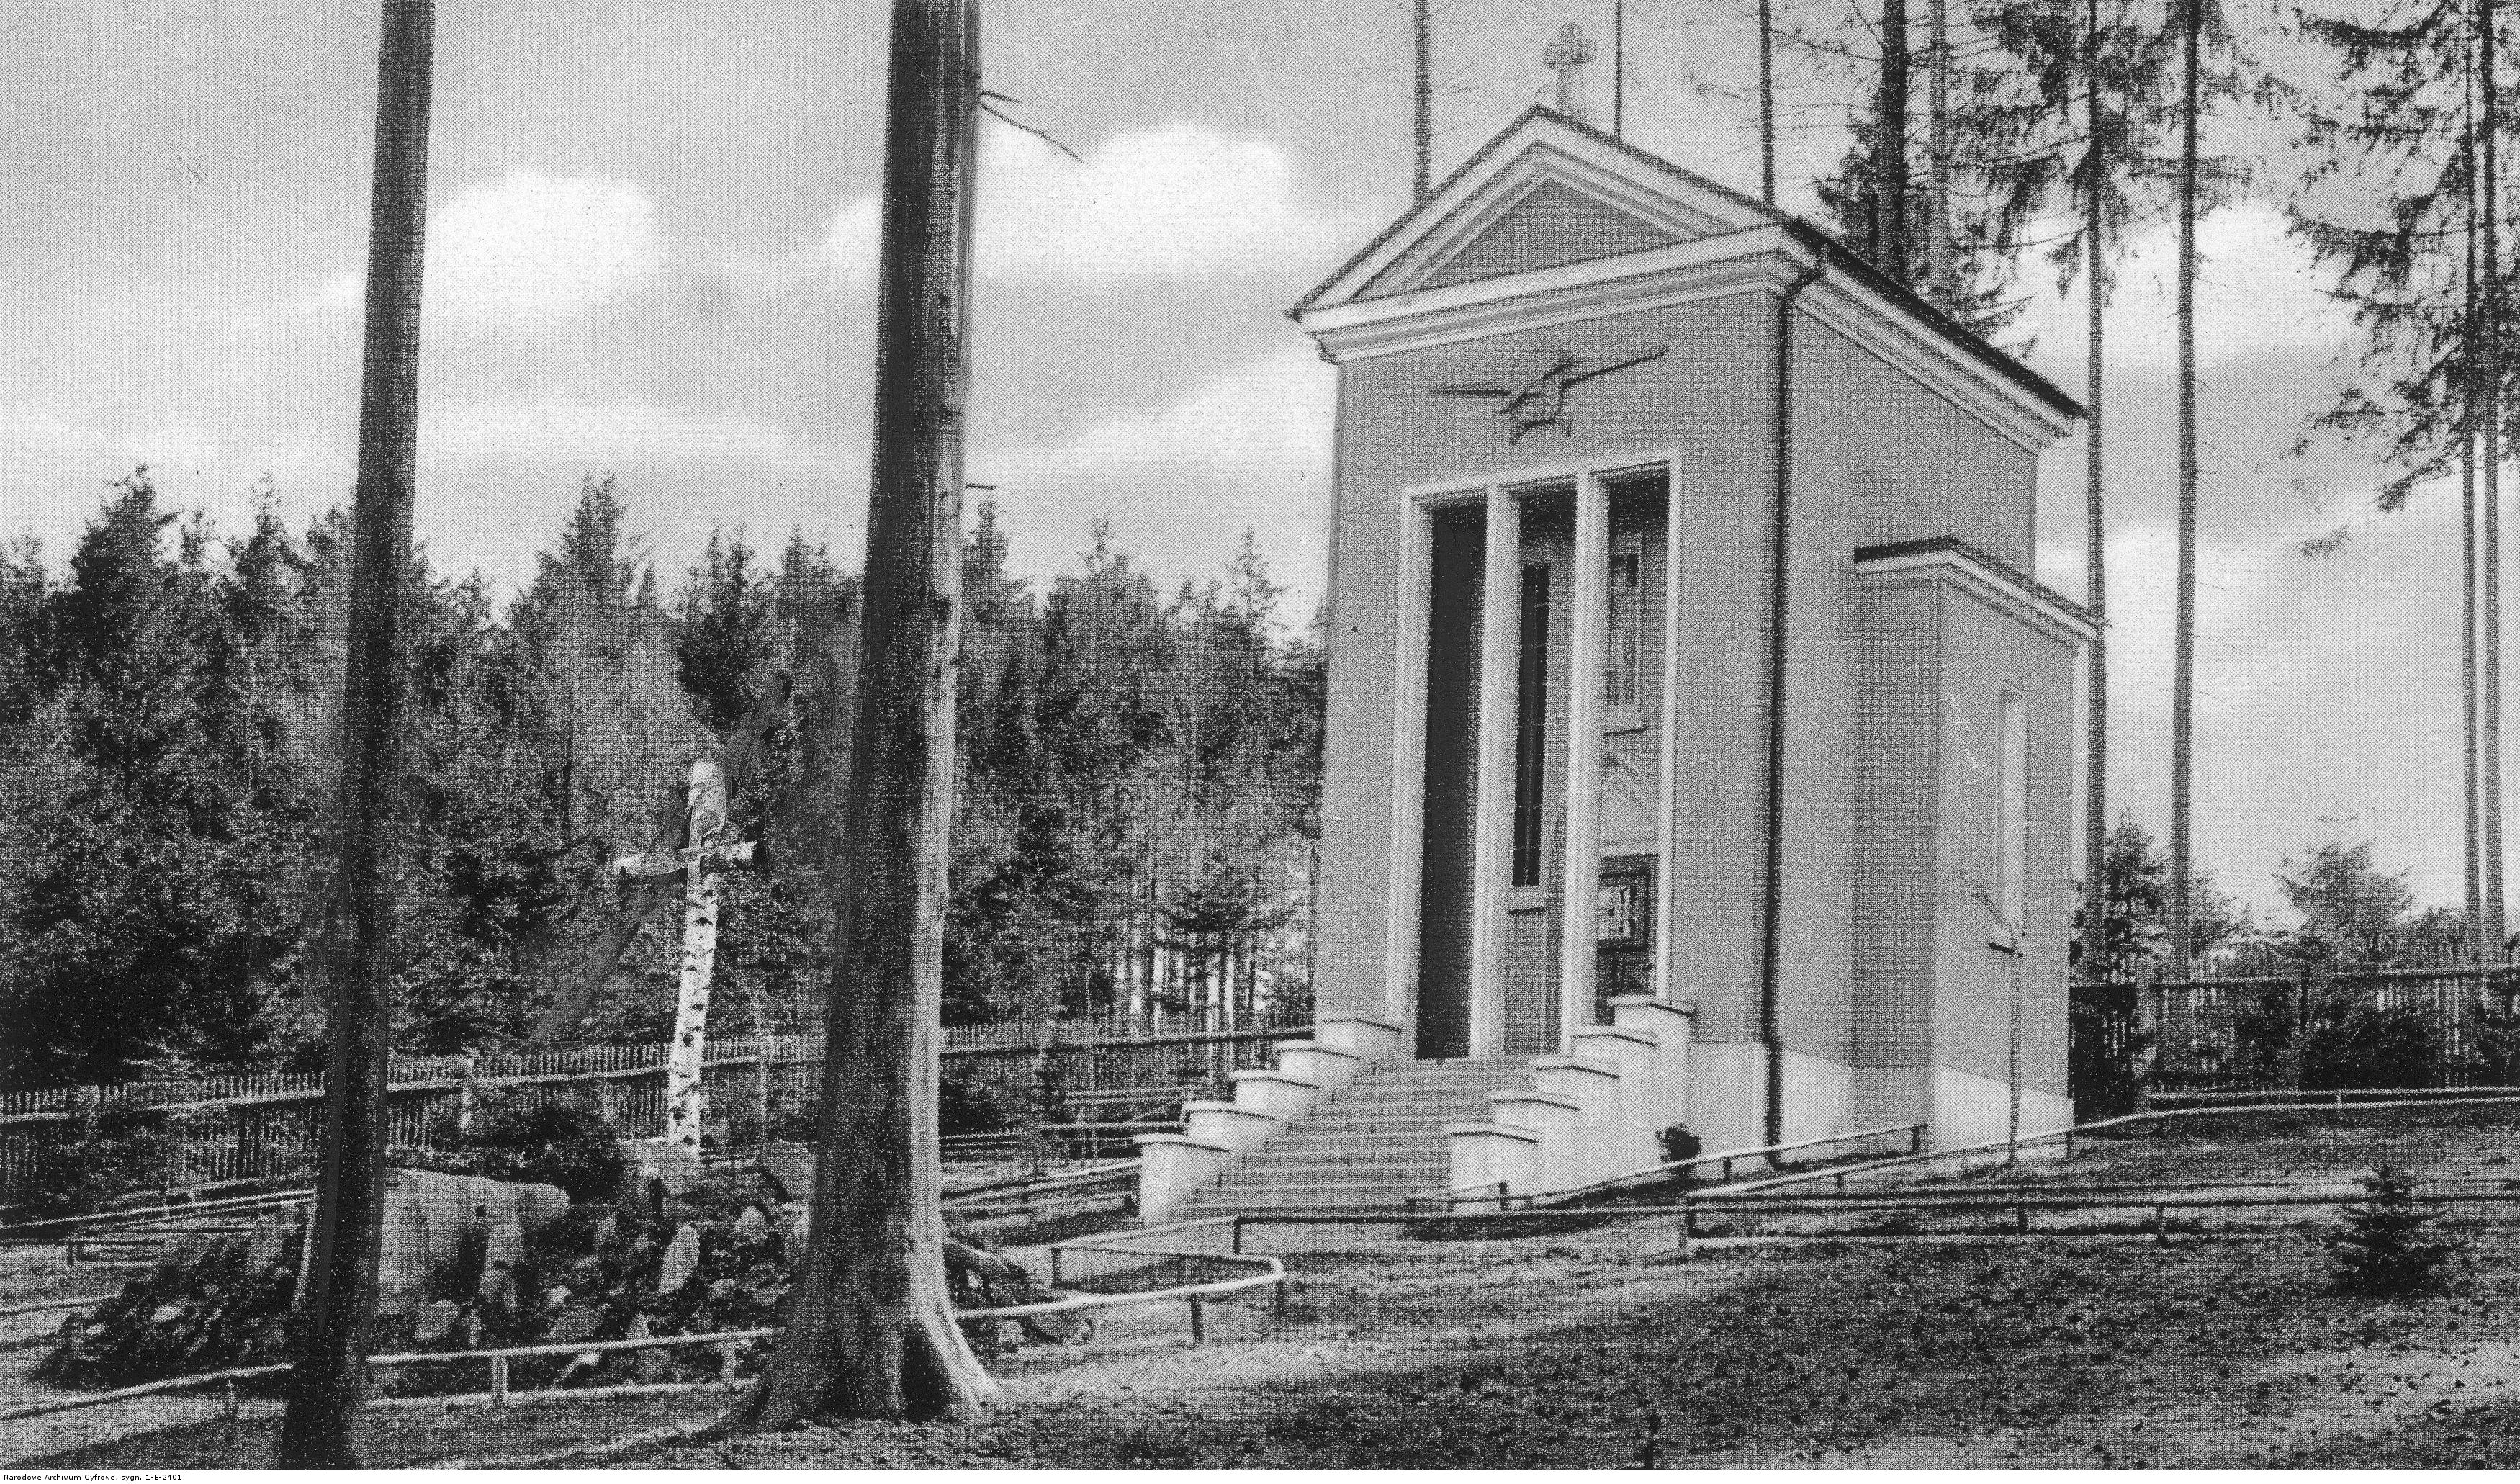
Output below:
[1139,107,2092,1223]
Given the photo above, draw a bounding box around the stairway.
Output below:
[1184,1056,1533,1213]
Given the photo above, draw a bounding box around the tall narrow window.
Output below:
[1994,688,2028,943]
[1511,563,1552,888]
[1603,541,1643,729]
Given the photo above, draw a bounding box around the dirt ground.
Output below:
[22,1110,2520,1469]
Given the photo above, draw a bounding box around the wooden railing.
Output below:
[0,1022,1304,1210]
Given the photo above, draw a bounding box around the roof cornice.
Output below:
[1855,536,2096,647]
[1300,224,1807,363]
[1300,226,2079,454]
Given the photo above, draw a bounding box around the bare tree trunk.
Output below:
[2486,0,2509,958]
[1612,0,1626,137]
[1874,0,1912,281]
[2079,0,2110,988]
[729,0,993,1429]
[2168,0,2200,974]
[2470,66,2488,961]
[1760,0,1777,204]
[1413,0,1432,201]
[665,760,729,1151]
[1927,0,1953,305]
[275,0,433,1465]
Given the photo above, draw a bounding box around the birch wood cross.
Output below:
[613,759,762,1151]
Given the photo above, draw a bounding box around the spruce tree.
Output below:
[2331,1164,2459,1296]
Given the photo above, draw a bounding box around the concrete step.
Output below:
[1374,1056,1529,1073]
[1329,1086,1521,1109]
[1248,1131,1454,1157]
[1329,1087,1527,1108]
[1187,1182,1430,1209]
[1216,1160,1449,1187]
[1341,1063,1532,1088]
[1241,1143,1452,1170]
[1284,1115,1477,1137]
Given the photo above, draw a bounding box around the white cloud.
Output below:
[998,341,1333,484]
[422,395,836,477]
[817,123,1369,290]
[325,168,667,328]
[2012,201,2352,377]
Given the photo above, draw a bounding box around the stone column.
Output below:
[1557,471,1611,1050]
[1468,482,1521,1056]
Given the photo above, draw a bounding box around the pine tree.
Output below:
[2331,1164,2459,1295]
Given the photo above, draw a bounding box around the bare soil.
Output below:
[23,1111,2520,1469]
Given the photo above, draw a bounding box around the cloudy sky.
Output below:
[0,0,2485,924]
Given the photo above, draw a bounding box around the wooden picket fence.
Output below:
[0,1010,1308,1210]
[2071,960,2520,1110]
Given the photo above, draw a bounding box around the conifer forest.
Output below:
[0,474,1323,1093]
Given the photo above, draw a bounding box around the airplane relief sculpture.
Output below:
[1428,343,1669,442]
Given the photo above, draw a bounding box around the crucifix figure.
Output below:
[1544,22,1597,126]
[614,758,763,1151]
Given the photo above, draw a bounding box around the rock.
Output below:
[379,1168,568,1310]
[732,1205,768,1241]
[477,1213,525,1313]
[152,1233,211,1281]
[657,1223,702,1295]
[241,1213,292,1276]
[149,1303,186,1325]
[629,1313,669,1383]
[544,1285,570,1310]
[619,1139,708,1213]
[592,1215,618,1249]
[377,1190,432,1316]
[412,1299,463,1344]
[755,1142,816,1204]
[548,1305,598,1346]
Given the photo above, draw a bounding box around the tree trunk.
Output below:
[1760,0,1778,204]
[275,0,434,1466]
[2485,0,2508,958]
[1413,0,1432,201]
[665,759,729,1151]
[2470,60,2487,961]
[2168,0,2200,974]
[1613,0,1626,137]
[1927,0,1953,305]
[1874,0,1912,281]
[728,0,993,1429]
[2079,0,2110,987]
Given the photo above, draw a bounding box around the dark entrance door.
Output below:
[1413,506,1484,1060]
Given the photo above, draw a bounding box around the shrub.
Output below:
[940,1072,1009,1138]
[433,1092,627,1202]
[2331,1164,2459,1298]
[2067,981,2150,1120]
[2301,1002,2440,1091]
[18,1104,190,1220]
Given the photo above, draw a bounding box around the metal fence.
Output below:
[0,1012,1307,1210]
[2071,961,2520,1108]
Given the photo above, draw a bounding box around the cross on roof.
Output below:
[1543,22,1597,126]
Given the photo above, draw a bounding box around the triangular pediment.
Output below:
[1295,107,1778,316]
[1400,179,1678,291]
